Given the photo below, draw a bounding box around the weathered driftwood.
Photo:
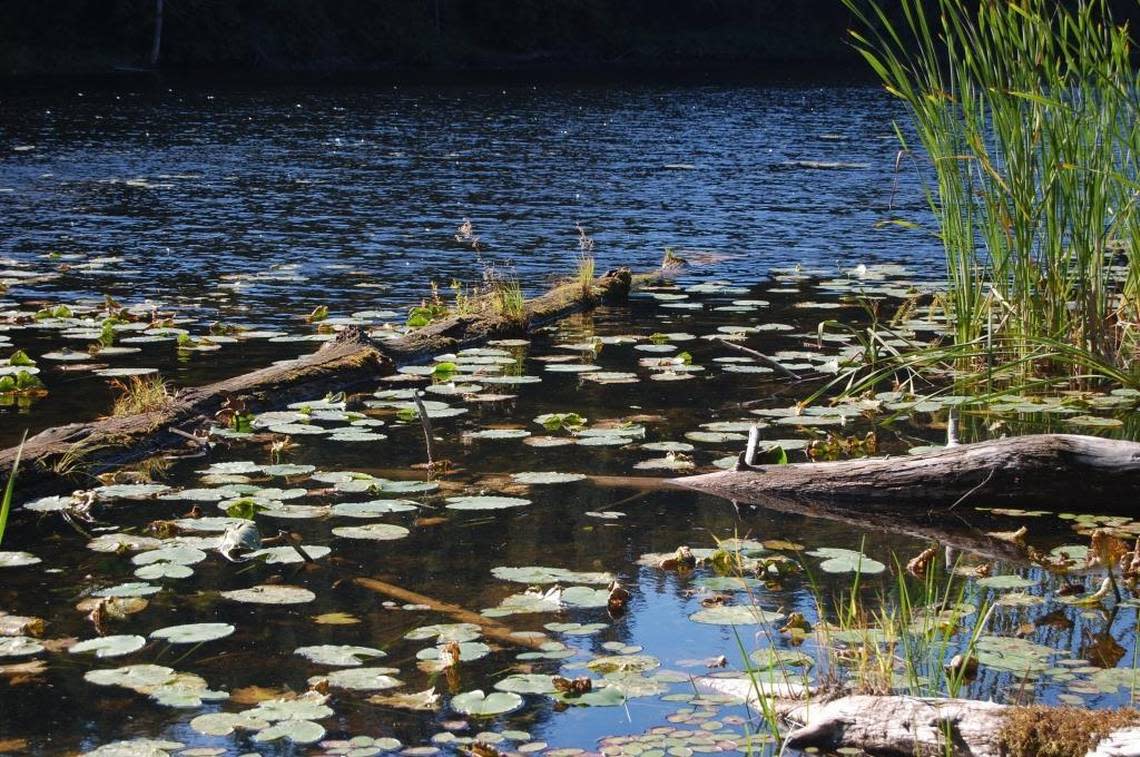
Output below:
[781,695,1009,757]
[676,434,1140,512]
[0,270,633,493]
[695,681,1140,757]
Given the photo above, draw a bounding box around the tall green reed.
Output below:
[0,433,26,547]
[844,0,1140,386]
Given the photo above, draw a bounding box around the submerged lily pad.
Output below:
[975,635,1057,674]
[450,690,524,717]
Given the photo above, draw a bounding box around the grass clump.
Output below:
[110,375,173,416]
[575,223,596,297]
[844,0,1140,388]
[1000,706,1140,757]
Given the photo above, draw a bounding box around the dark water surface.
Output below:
[2,82,1138,756]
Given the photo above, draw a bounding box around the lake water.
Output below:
[1,81,1137,756]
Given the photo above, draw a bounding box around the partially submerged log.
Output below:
[781,695,1009,756]
[0,270,633,493]
[676,434,1140,512]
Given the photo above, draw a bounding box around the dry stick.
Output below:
[353,576,545,650]
[716,338,801,380]
[411,390,436,472]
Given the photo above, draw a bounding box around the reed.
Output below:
[0,434,25,546]
[844,0,1140,386]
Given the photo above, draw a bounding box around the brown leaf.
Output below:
[906,545,938,578]
[230,685,291,705]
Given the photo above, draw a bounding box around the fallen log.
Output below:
[695,681,1140,757]
[675,434,1140,512]
[0,269,633,493]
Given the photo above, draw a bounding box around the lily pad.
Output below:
[806,547,886,574]
[253,719,326,745]
[491,566,614,585]
[494,674,557,694]
[975,575,1038,591]
[405,623,482,643]
[0,636,45,657]
[450,689,524,717]
[221,585,316,604]
[296,644,386,666]
[70,635,147,658]
[688,606,785,625]
[510,472,587,485]
[321,667,403,691]
[331,500,418,517]
[150,623,235,644]
[446,496,531,511]
[332,523,411,540]
[0,551,41,567]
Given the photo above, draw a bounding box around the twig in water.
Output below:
[411,390,438,478]
[716,338,801,380]
[948,466,996,511]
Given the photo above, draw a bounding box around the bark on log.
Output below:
[675,434,1140,512]
[781,695,1010,757]
[0,270,633,494]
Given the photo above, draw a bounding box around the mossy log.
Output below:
[0,270,633,493]
[676,434,1140,512]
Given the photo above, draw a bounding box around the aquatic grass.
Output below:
[575,223,596,297]
[109,375,173,416]
[844,0,1140,388]
[0,433,25,547]
[490,278,526,323]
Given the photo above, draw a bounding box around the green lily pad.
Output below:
[491,566,614,585]
[975,575,1038,590]
[510,472,587,485]
[221,585,316,604]
[404,622,483,643]
[975,635,1057,674]
[494,674,557,694]
[189,711,270,737]
[253,719,326,744]
[248,545,332,564]
[0,551,41,567]
[295,644,386,666]
[331,500,418,517]
[806,547,886,574]
[450,690,524,717]
[332,523,411,540]
[70,635,147,658]
[150,623,235,644]
[544,622,609,636]
[0,636,45,656]
[586,654,660,674]
[552,685,627,707]
[688,606,785,625]
[445,496,531,511]
[417,641,491,663]
[320,667,403,691]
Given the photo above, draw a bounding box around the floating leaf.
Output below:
[806,547,886,574]
[494,674,557,694]
[450,689,524,717]
[0,552,41,567]
[491,566,614,585]
[70,635,147,658]
[150,623,235,644]
[445,496,530,511]
[405,623,482,643]
[0,636,44,657]
[189,711,270,737]
[975,575,1038,590]
[321,667,403,691]
[253,720,326,745]
[510,472,587,485]
[688,606,785,626]
[295,644,386,666]
[368,688,441,711]
[221,585,316,604]
[331,524,410,541]
[586,654,660,674]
